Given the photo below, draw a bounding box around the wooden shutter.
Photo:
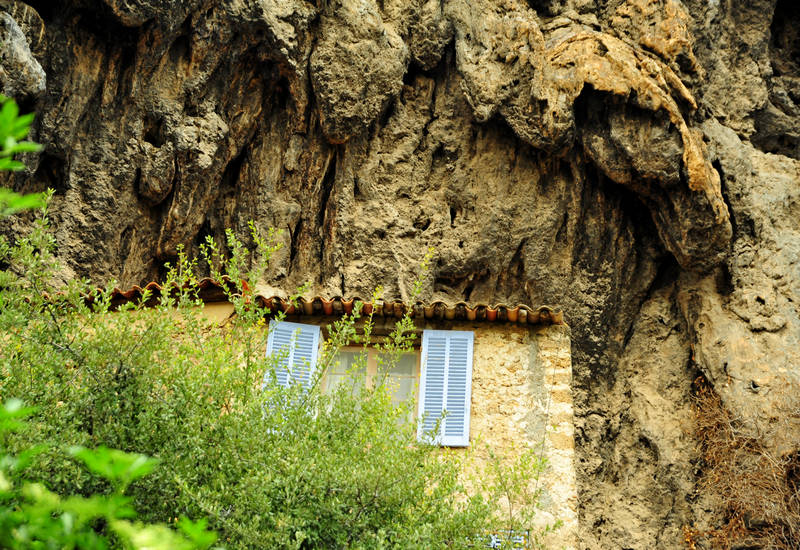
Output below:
[265,320,321,389]
[417,330,474,447]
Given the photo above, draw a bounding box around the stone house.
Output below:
[113,281,579,548]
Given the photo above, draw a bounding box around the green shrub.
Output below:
[0,399,219,549]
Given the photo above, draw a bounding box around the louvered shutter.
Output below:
[265,320,321,389]
[417,330,474,447]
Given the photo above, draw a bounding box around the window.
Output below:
[265,320,321,389]
[266,321,475,447]
[417,330,474,447]
[383,353,417,408]
[323,349,417,403]
[322,349,420,426]
[324,349,367,395]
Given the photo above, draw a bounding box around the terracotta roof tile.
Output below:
[106,278,564,326]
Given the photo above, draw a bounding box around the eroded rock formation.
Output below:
[2,0,799,547]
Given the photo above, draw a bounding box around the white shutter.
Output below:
[265,320,321,390]
[417,330,474,447]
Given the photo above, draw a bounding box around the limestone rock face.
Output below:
[0,7,44,98]
[2,0,800,547]
[310,0,408,143]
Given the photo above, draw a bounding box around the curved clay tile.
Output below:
[103,280,565,325]
[341,298,354,315]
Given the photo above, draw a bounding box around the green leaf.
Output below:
[60,494,118,523]
[11,112,35,137]
[68,446,159,490]
[0,95,40,174]
[0,189,45,217]
[0,158,24,171]
[0,99,19,129]
[21,481,62,511]
[112,520,204,550]
[0,398,36,434]
[11,443,47,472]
[177,517,219,549]
[7,141,42,154]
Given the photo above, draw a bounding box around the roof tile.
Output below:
[105,278,564,326]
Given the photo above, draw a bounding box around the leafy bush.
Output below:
[0,399,220,549]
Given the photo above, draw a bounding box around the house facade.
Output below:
[110,281,578,548]
[202,293,578,549]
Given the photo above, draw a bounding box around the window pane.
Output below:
[326,350,366,395]
[332,350,364,374]
[390,377,415,404]
[379,352,418,427]
[388,353,416,377]
[376,352,416,376]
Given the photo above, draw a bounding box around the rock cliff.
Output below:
[2,0,799,547]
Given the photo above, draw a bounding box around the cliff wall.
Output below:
[2,0,799,547]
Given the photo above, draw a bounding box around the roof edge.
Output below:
[105,278,565,326]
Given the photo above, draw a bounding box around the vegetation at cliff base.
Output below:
[686,378,800,550]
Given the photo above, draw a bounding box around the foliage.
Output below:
[0,94,42,171]
[0,399,219,549]
[685,377,800,550]
[0,94,44,216]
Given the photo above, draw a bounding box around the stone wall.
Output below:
[450,321,577,550]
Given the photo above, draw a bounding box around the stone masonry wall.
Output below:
[451,321,577,549]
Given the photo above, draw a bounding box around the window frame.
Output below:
[265,319,322,390]
[417,329,475,448]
